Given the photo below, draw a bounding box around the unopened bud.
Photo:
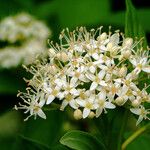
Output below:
[115,97,124,106]
[98,32,107,41]
[56,52,69,62]
[49,65,58,74]
[132,100,140,107]
[107,42,113,50]
[119,66,127,77]
[74,109,82,120]
[123,38,133,48]
[88,111,95,119]
[49,48,56,57]
[122,50,131,59]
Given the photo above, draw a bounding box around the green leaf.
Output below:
[125,132,150,150]
[125,0,147,46]
[13,135,50,150]
[36,0,110,28]
[51,144,69,150]
[20,111,64,147]
[60,130,106,150]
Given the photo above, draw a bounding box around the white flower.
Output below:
[86,70,107,91]
[68,65,89,82]
[115,85,129,106]
[130,54,150,74]
[61,76,79,96]
[130,106,150,126]
[15,91,46,121]
[95,90,116,117]
[76,93,98,118]
[45,86,61,104]
[60,93,79,111]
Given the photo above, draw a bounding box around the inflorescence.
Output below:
[15,27,150,125]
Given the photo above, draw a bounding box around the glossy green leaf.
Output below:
[60,130,106,150]
[125,0,147,46]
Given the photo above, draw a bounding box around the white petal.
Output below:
[92,53,99,60]
[70,88,79,96]
[114,79,122,83]
[140,57,147,65]
[99,45,107,51]
[86,73,95,81]
[98,70,105,79]
[60,100,68,111]
[57,92,65,100]
[89,94,95,103]
[69,100,78,109]
[142,66,150,73]
[99,81,107,86]
[130,108,140,115]
[96,108,103,117]
[39,99,45,107]
[46,95,55,104]
[105,102,116,109]
[136,115,143,126]
[130,58,137,66]
[90,82,98,90]
[70,77,77,86]
[76,99,86,107]
[121,85,128,95]
[89,66,96,73]
[37,109,46,119]
[98,90,106,100]
[79,75,89,82]
[55,79,64,87]
[83,108,90,118]
[99,65,107,70]
[110,33,119,45]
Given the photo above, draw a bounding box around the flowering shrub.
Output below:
[15,27,150,125]
[0,13,51,68]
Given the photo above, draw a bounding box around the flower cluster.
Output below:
[0,12,51,68]
[15,27,150,125]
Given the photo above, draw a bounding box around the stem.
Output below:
[117,110,128,150]
[121,123,150,150]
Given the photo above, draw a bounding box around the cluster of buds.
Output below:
[0,12,51,68]
[15,27,150,125]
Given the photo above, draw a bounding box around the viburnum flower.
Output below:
[15,26,150,125]
[15,90,46,121]
[95,90,116,117]
[130,106,150,126]
[130,52,150,74]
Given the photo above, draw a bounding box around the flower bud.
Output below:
[56,52,69,62]
[119,66,127,77]
[49,65,58,74]
[107,42,113,50]
[122,50,131,59]
[115,97,124,106]
[132,100,141,107]
[74,109,82,120]
[123,38,133,48]
[97,32,107,41]
[48,48,56,57]
[88,111,95,119]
